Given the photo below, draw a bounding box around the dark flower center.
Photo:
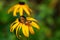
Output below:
[19,2,25,5]
[18,16,32,25]
[19,16,26,23]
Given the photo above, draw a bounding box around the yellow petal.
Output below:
[25,4,32,12]
[10,18,19,27]
[16,24,19,37]
[14,4,20,7]
[23,6,31,16]
[29,26,34,34]
[22,24,29,37]
[10,22,19,32]
[13,5,20,16]
[8,6,14,14]
[8,4,19,14]
[16,24,22,38]
[19,6,23,16]
[26,17,38,22]
[16,23,22,38]
[30,22,40,30]
[18,23,22,30]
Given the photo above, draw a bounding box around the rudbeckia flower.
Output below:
[10,16,40,38]
[8,2,32,16]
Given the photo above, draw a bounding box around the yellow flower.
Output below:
[8,2,32,16]
[10,16,40,38]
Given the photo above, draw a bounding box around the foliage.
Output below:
[0,0,60,40]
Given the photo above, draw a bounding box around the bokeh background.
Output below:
[0,0,60,40]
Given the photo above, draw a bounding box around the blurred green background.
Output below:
[0,0,60,40]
